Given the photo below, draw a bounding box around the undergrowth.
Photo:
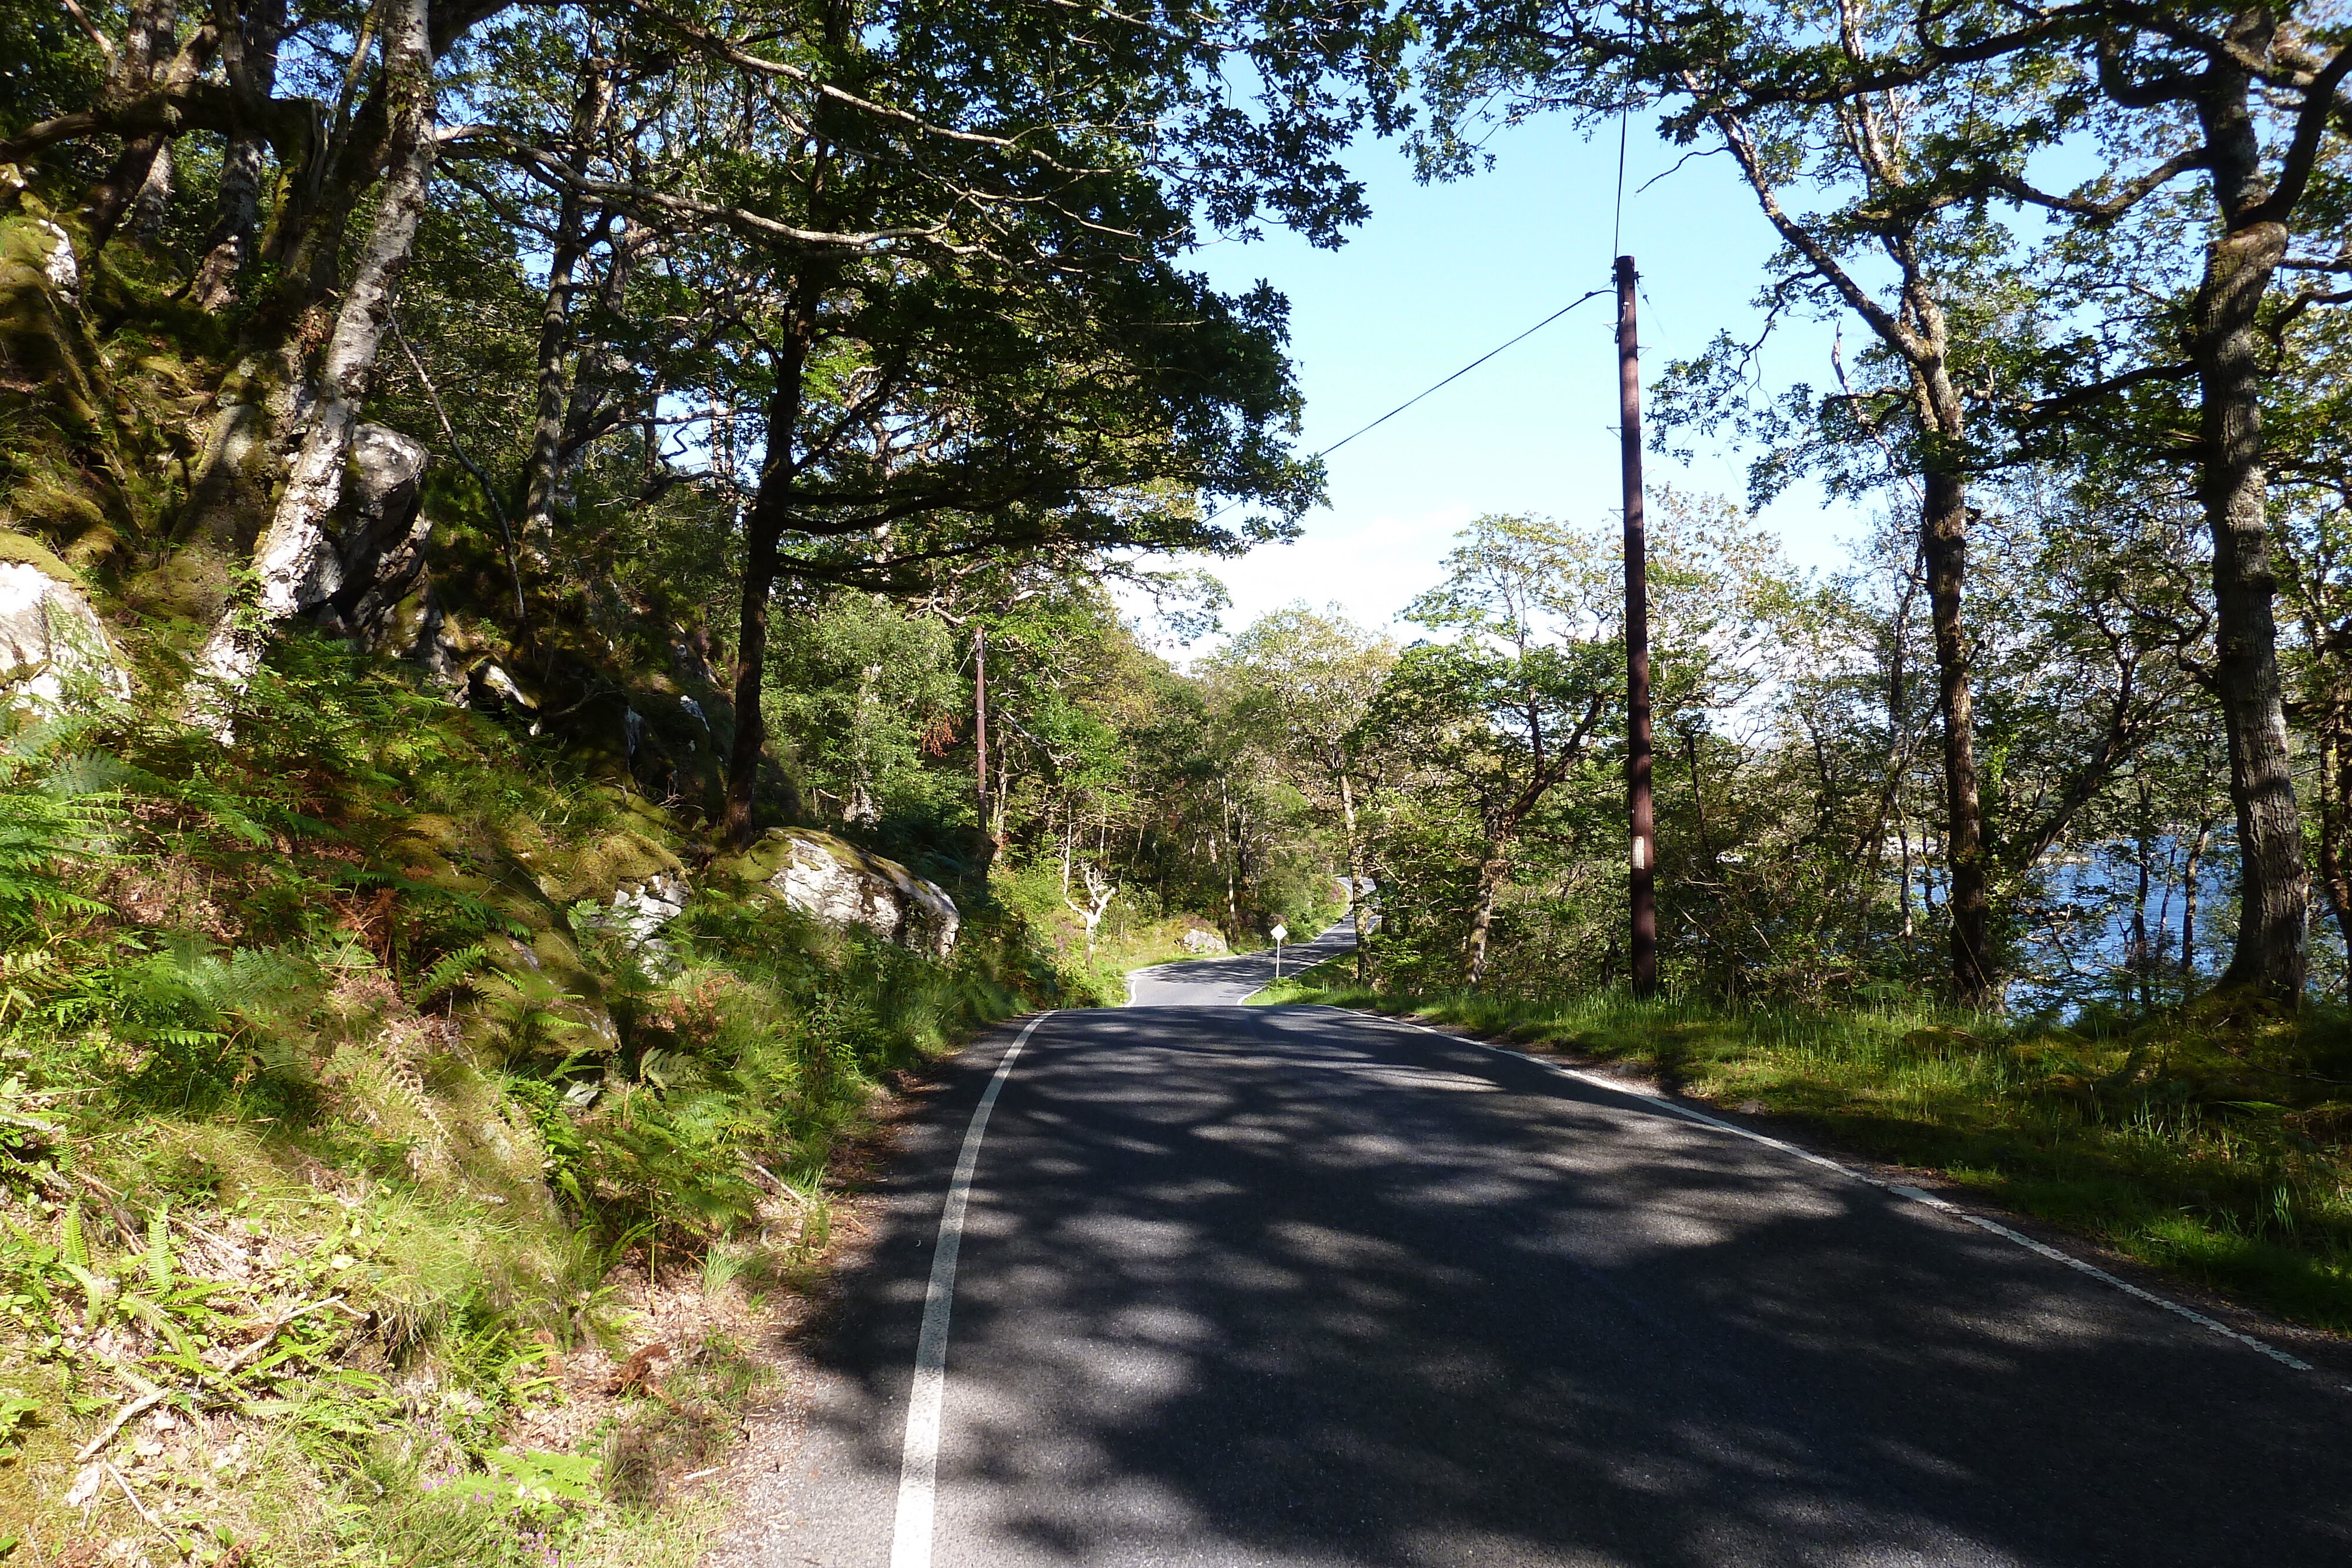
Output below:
[0,636,1073,1566]
[1259,961,2352,1333]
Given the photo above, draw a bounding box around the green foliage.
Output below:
[0,613,1076,1560]
[768,594,964,831]
[0,716,118,940]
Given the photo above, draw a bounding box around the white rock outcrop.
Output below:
[0,560,131,716]
[606,872,689,949]
[1180,927,1228,955]
[755,830,959,959]
[34,219,78,300]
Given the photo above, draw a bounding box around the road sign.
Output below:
[1270,925,1287,942]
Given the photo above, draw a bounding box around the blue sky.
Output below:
[1152,111,1865,648]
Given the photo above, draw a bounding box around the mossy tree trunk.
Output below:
[2168,10,2317,1002]
[191,0,286,311]
[722,317,813,848]
[185,0,437,724]
[521,55,616,554]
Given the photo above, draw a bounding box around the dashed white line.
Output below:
[1352,1009,2327,1382]
[890,1011,1054,1568]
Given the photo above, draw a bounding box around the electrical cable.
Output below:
[1203,286,1613,524]
[1317,287,1613,460]
[1613,108,1630,260]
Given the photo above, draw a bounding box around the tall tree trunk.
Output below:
[2317,723,2352,996]
[129,139,173,243]
[2190,24,2310,1001]
[1223,828,1237,936]
[2183,818,2214,981]
[556,220,647,479]
[521,59,614,552]
[1707,81,1992,1003]
[2132,813,2154,1012]
[2195,232,2308,998]
[79,0,183,253]
[1920,466,1993,1005]
[721,327,813,848]
[1465,845,1510,986]
[1899,816,1916,953]
[86,131,166,252]
[185,0,436,724]
[1340,770,1368,984]
[193,0,289,311]
[192,133,267,309]
[973,623,997,867]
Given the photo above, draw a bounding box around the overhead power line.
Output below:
[1205,286,1615,524]
[1314,286,1614,462]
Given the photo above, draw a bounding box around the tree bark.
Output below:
[521,58,614,552]
[192,133,267,309]
[1920,466,1993,1005]
[192,0,288,312]
[129,138,173,243]
[1339,769,1368,984]
[1465,848,1510,985]
[2317,723,2352,997]
[2187,17,2310,1001]
[2132,805,2154,1011]
[1222,793,1238,936]
[2194,219,2308,998]
[720,327,812,848]
[185,0,436,726]
[78,0,183,253]
[2183,818,2213,981]
[974,622,1000,869]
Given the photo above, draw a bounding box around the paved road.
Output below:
[714,932,2352,1567]
[1127,920,1362,1005]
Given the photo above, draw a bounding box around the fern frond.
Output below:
[416,944,489,1006]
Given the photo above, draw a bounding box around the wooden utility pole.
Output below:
[974,624,993,849]
[1616,255,1658,997]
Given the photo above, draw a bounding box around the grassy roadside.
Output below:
[1256,961,2352,1334]
[0,643,1085,1568]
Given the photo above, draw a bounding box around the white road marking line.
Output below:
[1351,1010,2328,1382]
[890,1011,1054,1568]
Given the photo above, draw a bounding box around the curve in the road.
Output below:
[1127,919,1362,1007]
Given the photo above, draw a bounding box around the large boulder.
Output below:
[312,424,457,679]
[724,828,958,958]
[0,543,132,717]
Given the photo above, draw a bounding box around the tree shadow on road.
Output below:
[789,1004,2352,1567]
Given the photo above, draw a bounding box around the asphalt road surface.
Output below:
[713,925,2352,1567]
[1126,921,1364,1005]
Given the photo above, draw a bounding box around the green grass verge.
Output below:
[0,638,1077,1566]
[1257,962,2352,1334]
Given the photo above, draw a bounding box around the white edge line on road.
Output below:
[1352,1009,2331,1384]
[890,1010,1054,1568]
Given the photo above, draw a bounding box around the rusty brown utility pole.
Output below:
[974,623,993,848]
[1617,255,1658,998]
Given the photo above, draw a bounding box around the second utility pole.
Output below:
[1616,255,1658,998]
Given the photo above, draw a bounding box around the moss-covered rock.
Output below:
[0,550,132,715]
[714,827,959,958]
